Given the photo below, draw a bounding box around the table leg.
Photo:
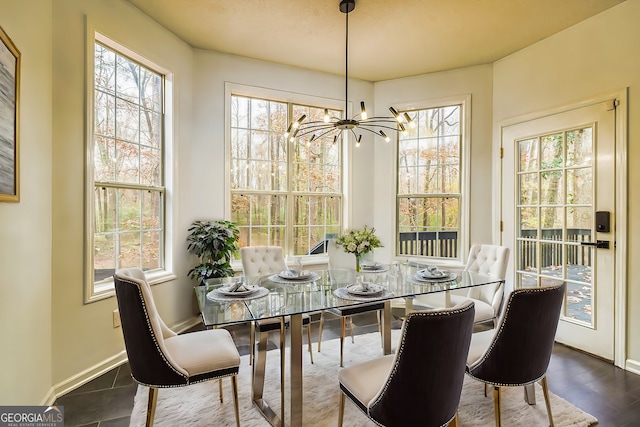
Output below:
[524,383,536,404]
[252,324,281,427]
[382,301,391,355]
[444,290,451,307]
[404,297,414,317]
[290,313,304,426]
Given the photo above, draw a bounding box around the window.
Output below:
[88,39,166,298]
[229,94,342,256]
[396,103,466,259]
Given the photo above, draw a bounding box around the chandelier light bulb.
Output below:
[403,112,416,128]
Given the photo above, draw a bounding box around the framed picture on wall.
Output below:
[0,26,20,202]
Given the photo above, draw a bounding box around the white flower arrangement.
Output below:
[335,225,382,256]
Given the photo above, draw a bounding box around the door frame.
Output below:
[493,89,628,369]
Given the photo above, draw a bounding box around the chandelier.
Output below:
[285,0,415,147]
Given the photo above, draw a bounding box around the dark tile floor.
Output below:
[55,313,640,426]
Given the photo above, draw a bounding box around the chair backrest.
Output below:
[465,244,510,306]
[113,268,188,387]
[240,246,287,277]
[327,238,356,270]
[368,301,475,427]
[466,282,566,386]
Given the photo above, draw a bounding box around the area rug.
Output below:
[129,330,597,426]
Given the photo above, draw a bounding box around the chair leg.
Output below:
[348,316,355,343]
[145,387,158,427]
[377,310,383,347]
[449,411,459,427]
[317,312,324,352]
[541,376,554,427]
[280,318,286,427]
[231,375,240,427]
[306,323,314,364]
[249,321,255,365]
[338,391,345,427]
[340,317,346,367]
[492,386,502,427]
[219,378,223,403]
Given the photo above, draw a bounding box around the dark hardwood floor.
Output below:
[54,313,640,426]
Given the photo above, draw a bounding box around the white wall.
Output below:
[0,1,53,404]
[50,0,195,389]
[373,65,495,263]
[492,0,640,364]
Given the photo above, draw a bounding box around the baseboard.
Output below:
[626,358,640,375]
[50,316,202,401]
[172,315,202,334]
[40,386,57,406]
[53,350,128,398]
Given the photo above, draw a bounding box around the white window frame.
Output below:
[84,30,175,303]
[394,95,471,265]
[224,83,348,262]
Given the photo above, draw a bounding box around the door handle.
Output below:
[580,240,610,249]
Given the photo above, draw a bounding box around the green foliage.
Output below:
[186,220,239,283]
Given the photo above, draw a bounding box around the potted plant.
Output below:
[186,220,240,284]
[335,225,382,272]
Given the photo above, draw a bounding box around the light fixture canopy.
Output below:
[286,0,413,145]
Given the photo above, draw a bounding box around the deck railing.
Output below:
[308,228,593,267]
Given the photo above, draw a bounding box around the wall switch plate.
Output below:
[113,309,121,328]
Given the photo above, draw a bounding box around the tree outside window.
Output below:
[397,105,462,258]
[92,42,165,285]
[230,95,342,256]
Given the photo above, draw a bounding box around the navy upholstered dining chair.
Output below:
[465,282,566,426]
[337,301,475,427]
[113,268,241,427]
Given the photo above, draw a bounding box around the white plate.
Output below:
[361,263,385,271]
[217,285,259,296]
[278,270,313,280]
[418,269,450,279]
[346,283,385,296]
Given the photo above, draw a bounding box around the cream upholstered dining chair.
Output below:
[415,244,510,327]
[239,245,315,364]
[319,239,384,367]
[114,268,240,427]
[337,301,475,427]
[465,283,566,427]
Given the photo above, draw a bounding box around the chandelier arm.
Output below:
[298,122,336,131]
[296,127,338,139]
[358,124,404,132]
[355,126,390,137]
[296,125,337,138]
[361,117,402,123]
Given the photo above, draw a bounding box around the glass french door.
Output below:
[501,101,615,360]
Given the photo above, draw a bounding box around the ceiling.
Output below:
[126,0,624,82]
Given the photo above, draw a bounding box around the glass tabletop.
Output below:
[195,276,255,326]
[194,264,504,327]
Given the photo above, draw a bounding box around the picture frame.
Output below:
[0,26,20,202]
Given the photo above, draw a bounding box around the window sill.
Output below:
[85,270,177,304]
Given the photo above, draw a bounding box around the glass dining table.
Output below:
[194,264,504,427]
